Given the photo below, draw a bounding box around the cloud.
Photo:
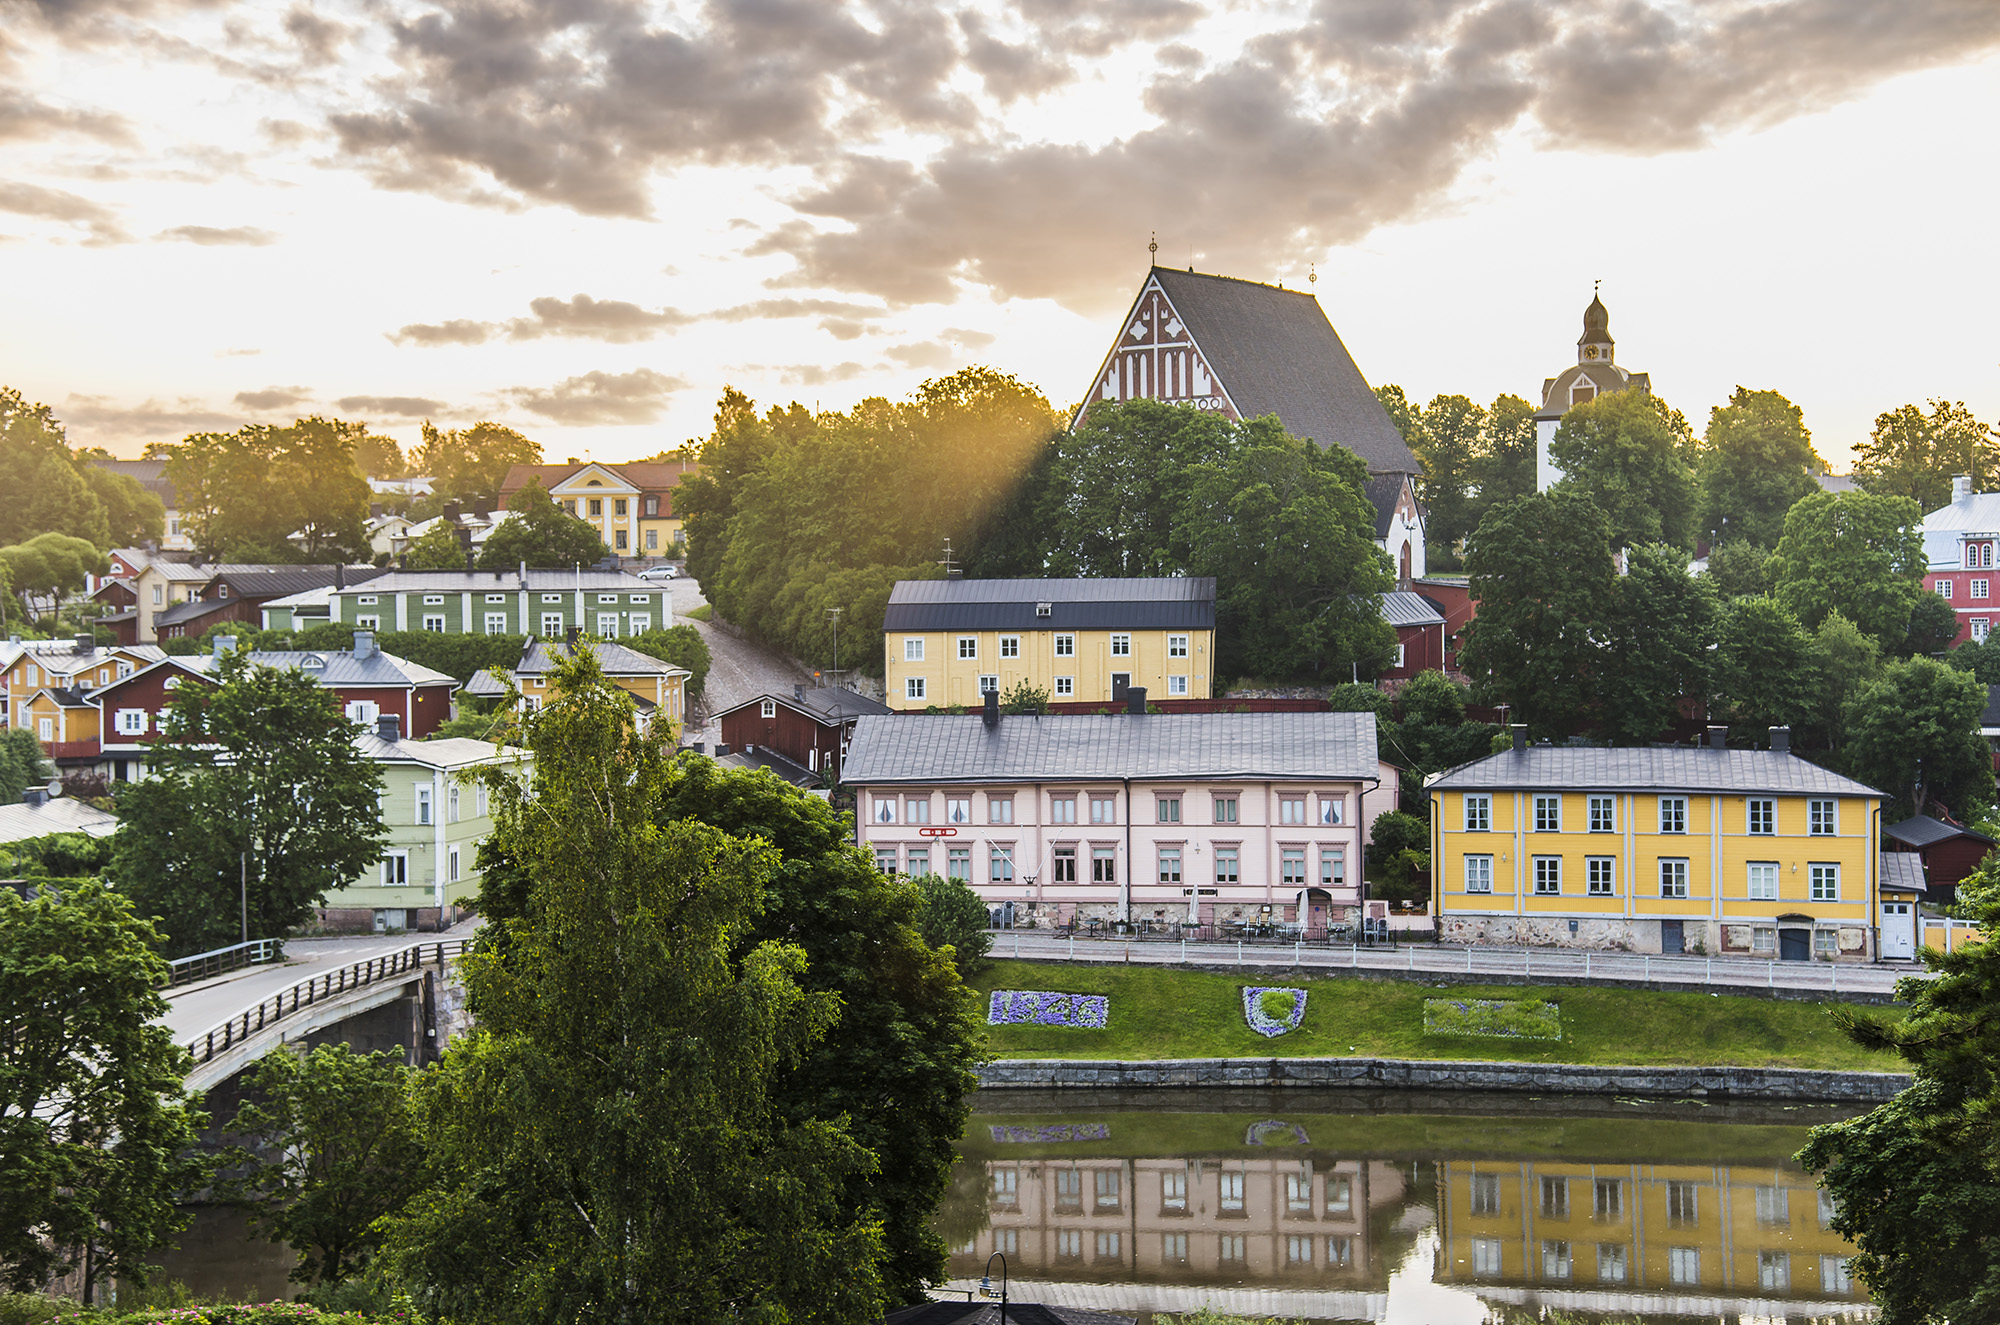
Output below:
[281,4,351,61]
[389,293,887,346]
[388,318,492,347]
[233,386,312,410]
[58,394,242,443]
[884,341,955,371]
[335,394,445,416]
[0,90,133,144]
[156,224,279,245]
[505,294,692,343]
[0,180,129,243]
[503,368,687,425]
[942,325,997,350]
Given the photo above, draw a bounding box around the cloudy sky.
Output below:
[4,0,1997,469]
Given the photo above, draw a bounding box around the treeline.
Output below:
[682,376,1398,684]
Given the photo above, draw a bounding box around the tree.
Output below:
[1459,488,1617,737]
[1808,611,1882,753]
[1548,389,1697,549]
[276,417,373,562]
[1044,398,1234,577]
[1596,543,1717,745]
[157,418,372,562]
[1466,393,1538,524]
[0,388,112,550]
[380,649,891,1322]
[1768,489,1925,650]
[412,421,541,505]
[81,466,166,548]
[0,727,47,804]
[1376,671,1495,811]
[400,520,470,571]
[1843,656,1994,821]
[0,881,208,1300]
[623,624,712,702]
[1711,596,1819,732]
[113,650,388,956]
[998,678,1049,714]
[1179,421,1395,682]
[1904,591,1961,658]
[1697,387,1823,547]
[0,534,107,624]
[1704,539,1773,600]
[1414,393,1484,568]
[1799,888,2000,1322]
[1854,399,2000,511]
[222,1044,425,1287]
[474,476,606,571]
[909,872,993,980]
[353,433,405,480]
[1366,810,1431,904]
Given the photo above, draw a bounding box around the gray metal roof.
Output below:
[463,639,688,695]
[1430,747,1885,798]
[169,649,456,688]
[331,570,661,596]
[1144,268,1418,476]
[1381,590,1446,629]
[1881,852,1928,894]
[884,577,1216,632]
[714,686,893,724]
[355,732,519,769]
[842,711,1381,785]
[1884,814,1995,849]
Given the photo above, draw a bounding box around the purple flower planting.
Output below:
[990,1123,1112,1143]
[1245,1119,1312,1146]
[1242,986,1308,1037]
[987,990,1109,1029]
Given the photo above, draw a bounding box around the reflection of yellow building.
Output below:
[1436,1159,1862,1302]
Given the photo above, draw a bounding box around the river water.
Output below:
[934,1088,1874,1324]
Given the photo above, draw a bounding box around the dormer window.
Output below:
[1570,381,1596,408]
[302,655,326,670]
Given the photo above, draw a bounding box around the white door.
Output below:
[1881,900,1915,959]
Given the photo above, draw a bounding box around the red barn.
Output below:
[714,686,891,783]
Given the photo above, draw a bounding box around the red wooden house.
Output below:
[713,686,890,783]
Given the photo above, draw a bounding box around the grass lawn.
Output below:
[684,603,713,621]
[971,959,1906,1072]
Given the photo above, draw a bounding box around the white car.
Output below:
[637,564,679,581]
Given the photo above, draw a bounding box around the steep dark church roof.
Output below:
[1082,267,1418,477]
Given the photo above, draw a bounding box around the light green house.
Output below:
[327,569,671,638]
[317,721,532,932]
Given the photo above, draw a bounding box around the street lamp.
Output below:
[979,1251,1008,1324]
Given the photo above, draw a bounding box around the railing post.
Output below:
[1467,946,1473,973]
[1585,953,1591,980]
[1831,963,1838,994]
[1769,961,1775,989]
[1707,958,1712,985]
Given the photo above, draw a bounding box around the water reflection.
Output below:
[941,1089,1874,1324]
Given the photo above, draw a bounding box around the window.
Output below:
[1219,1171,1245,1212]
[1534,795,1560,832]
[1659,859,1689,898]
[484,612,507,634]
[1109,633,1131,656]
[1753,925,1777,953]
[1286,1235,1311,1264]
[1157,796,1180,823]
[1533,857,1561,895]
[1091,846,1115,884]
[358,615,381,630]
[1978,618,1993,643]
[563,499,577,515]
[1588,795,1615,832]
[1465,794,1491,831]
[1668,1246,1700,1285]
[1286,1173,1312,1215]
[873,846,897,874]
[646,530,658,550]
[1814,927,1839,958]
[905,677,926,701]
[1470,1173,1500,1215]
[1168,634,1189,657]
[1281,850,1306,888]
[614,530,628,549]
[1597,1244,1627,1283]
[991,1169,1019,1206]
[1465,855,1494,894]
[1327,1235,1353,1266]
[1218,1234,1245,1262]
[1093,1231,1120,1262]
[1320,848,1345,888]
[1667,1181,1699,1223]
[957,636,978,659]
[152,584,164,606]
[977,674,998,694]
[1809,799,1837,835]
[1052,846,1076,883]
[873,798,897,824]
[628,613,652,633]
[1939,579,1954,598]
[358,594,379,605]
[1055,1169,1081,1208]
[588,498,602,516]
[1051,796,1076,823]
[1162,1171,1187,1212]
[1054,676,1074,696]
[905,847,929,877]
[1319,796,1343,825]
[947,847,971,880]
[904,638,925,662]
[1593,1179,1622,1218]
[424,594,446,606]
[905,798,930,824]
[1811,864,1839,901]
[1167,674,1189,696]
[542,593,563,603]
[990,846,1014,883]
[1659,796,1687,833]
[1754,1185,1790,1224]
[1161,1233,1187,1262]
[945,797,971,824]
[476,783,488,817]
[1054,633,1075,657]
[1822,1255,1854,1294]
[1586,857,1615,896]
[1215,847,1239,885]
[1748,861,1778,900]
[116,708,146,735]
[1541,1177,1569,1218]
[988,795,1013,824]
[1158,847,1182,884]
[1089,795,1114,823]
[1748,798,1774,834]
[999,635,1019,657]
[423,615,446,632]
[416,786,433,825]
[1280,796,1306,825]
[1976,579,1990,600]
[448,784,460,822]
[596,613,621,637]
[760,699,777,718]
[1472,1238,1503,1276]
[447,846,461,883]
[612,498,626,516]
[1542,1240,1572,1280]
[382,852,408,886]
[1214,795,1238,823]
[1095,1169,1121,1210]
[630,594,649,604]
[541,613,565,636]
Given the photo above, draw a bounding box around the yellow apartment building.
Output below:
[882,576,1216,711]
[1430,730,1888,960]
[461,637,690,735]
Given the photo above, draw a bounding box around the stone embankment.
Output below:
[977,1056,1910,1103]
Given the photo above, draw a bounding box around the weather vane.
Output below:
[1308,263,1316,286]
[1149,231,1158,262]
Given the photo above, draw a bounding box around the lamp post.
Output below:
[979,1251,1008,1324]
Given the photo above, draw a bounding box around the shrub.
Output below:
[1258,989,1297,1020]
[910,872,993,978]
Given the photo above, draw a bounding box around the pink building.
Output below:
[1922,475,2000,645]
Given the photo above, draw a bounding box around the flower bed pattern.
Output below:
[1423,997,1562,1040]
[990,1122,1111,1143]
[988,990,1109,1029]
[1245,1119,1311,1146]
[1242,985,1308,1037]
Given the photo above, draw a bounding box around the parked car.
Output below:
[637,564,679,581]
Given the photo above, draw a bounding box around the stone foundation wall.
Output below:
[1442,915,1652,952]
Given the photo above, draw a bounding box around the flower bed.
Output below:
[990,1122,1111,1143]
[987,990,1109,1029]
[1423,997,1562,1040]
[1245,1119,1311,1146]
[1241,986,1308,1037]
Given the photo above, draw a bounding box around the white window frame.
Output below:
[116,708,147,735]
[1810,863,1840,902]
[422,615,446,633]
[1534,794,1560,832]
[904,638,925,662]
[1748,798,1774,835]
[1167,674,1189,696]
[598,593,620,604]
[416,785,433,826]
[448,846,461,883]
[1109,633,1132,656]
[1533,856,1561,895]
[1659,858,1689,898]
[905,677,926,701]
[484,613,508,635]
[977,674,998,694]
[1053,675,1074,696]
[542,592,564,603]
[1938,579,1954,599]
[1808,799,1837,835]
[486,593,508,603]
[1586,857,1615,896]
[423,594,446,606]
[999,635,1020,658]
[541,612,565,636]
[1465,855,1494,894]
[382,851,409,886]
[1588,795,1615,832]
[1168,634,1189,658]
[1464,794,1491,832]
[626,614,649,633]
[1748,861,1779,901]
[1659,796,1688,834]
[760,699,776,718]
[1054,634,1076,657]
[1976,579,1990,601]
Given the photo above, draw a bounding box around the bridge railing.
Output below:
[184,939,473,1069]
[165,938,283,989]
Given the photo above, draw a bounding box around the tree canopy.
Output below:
[1854,399,1999,511]
[1377,387,1538,569]
[0,387,163,552]
[412,421,540,505]
[1696,387,1823,547]
[1768,489,1925,650]
[151,417,372,562]
[474,476,607,571]
[0,533,109,626]
[1596,543,1717,745]
[400,519,470,571]
[1843,656,1994,821]
[1548,389,1697,549]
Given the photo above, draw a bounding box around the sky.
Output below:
[3,0,1997,472]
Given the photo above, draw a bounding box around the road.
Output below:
[662,573,820,747]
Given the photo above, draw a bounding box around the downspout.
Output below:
[1122,775,1133,924]
[433,764,447,923]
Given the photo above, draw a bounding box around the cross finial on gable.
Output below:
[1148,231,1158,263]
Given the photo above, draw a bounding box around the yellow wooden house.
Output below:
[4,637,164,732]
[1430,729,1887,960]
[496,460,696,559]
[462,637,690,736]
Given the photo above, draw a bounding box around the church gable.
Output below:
[1083,275,1236,417]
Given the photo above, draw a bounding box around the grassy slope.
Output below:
[970,959,1905,1073]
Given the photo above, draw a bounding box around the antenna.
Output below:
[825,606,843,687]
[938,537,958,576]
[1308,263,1317,288]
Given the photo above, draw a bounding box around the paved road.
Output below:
[664,574,819,747]
[987,931,1924,998]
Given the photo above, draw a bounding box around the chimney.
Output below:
[465,547,476,572]
[982,687,1000,730]
[1510,723,1528,752]
[519,559,529,590]
[370,502,384,519]
[1706,725,1728,750]
[1954,474,1974,503]
[1769,725,1791,753]
[74,631,94,653]
[23,788,46,808]
[213,634,237,658]
[353,630,378,660]
[714,743,732,756]
[566,625,581,648]
[793,684,804,701]
[692,742,706,754]
[376,713,401,742]
[1126,685,1147,715]
[334,563,345,590]
[443,501,461,523]
[947,568,963,579]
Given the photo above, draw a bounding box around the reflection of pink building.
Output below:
[953,1155,1407,1286]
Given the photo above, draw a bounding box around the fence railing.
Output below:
[184,939,471,1068]
[165,938,282,989]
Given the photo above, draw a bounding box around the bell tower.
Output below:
[1577,287,1615,366]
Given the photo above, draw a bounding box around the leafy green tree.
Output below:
[399,520,469,571]
[624,624,712,702]
[0,727,48,804]
[1696,387,1822,548]
[156,418,371,562]
[1768,489,1925,650]
[1799,888,2000,1322]
[0,388,113,550]
[1711,597,1819,732]
[1466,393,1538,525]
[381,649,891,1322]
[909,872,993,979]
[113,650,388,956]
[1597,544,1717,745]
[1704,539,1773,600]
[0,830,115,879]
[998,678,1050,714]
[1366,810,1431,904]
[0,534,107,625]
[1549,389,1697,549]
[1854,399,2000,511]
[352,433,405,480]
[412,421,541,505]
[1460,488,1617,737]
[1179,421,1395,682]
[1844,657,1994,820]
[1948,636,2000,686]
[1045,399,1234,577]
[222,1044,425,1287]
[1325,682,1390,716]
[1378,671,1495,810]
[1414,393,1485,567]
[1809,611,1883,753]
[81,465,166,548]
[1905,591,1961,658]
[0,881,208,1299]
[474,475,606,571]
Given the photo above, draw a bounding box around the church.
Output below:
[1533,291,1651,491]
[1077,265,1427,581]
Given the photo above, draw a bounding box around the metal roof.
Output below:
[1884,813,1995,849]
[842,711,1381,785]
[354,732,520,769]
[1429,746,1885,798]
[462,639,688,695]
[1881,852,1928,894]
[331,570,663,595]
[713,686,893,724]
[0,796,119,843]
[161,648,456,688]
[884,577,1216,632]
[1381,590,1446,629]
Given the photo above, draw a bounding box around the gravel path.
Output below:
[665,575,820,746]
